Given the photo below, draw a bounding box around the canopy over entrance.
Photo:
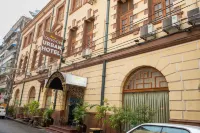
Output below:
[45,71,87,91]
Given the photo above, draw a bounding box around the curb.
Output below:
[6,116,44,129]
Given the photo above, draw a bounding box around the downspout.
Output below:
[19,25,36,106]
[53,0,71,110]
[101,0,110,105]
[38,5,55,102]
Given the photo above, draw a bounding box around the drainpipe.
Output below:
[38,5,55,103]
[101,0,110,105]
[53,0,71,110]
[19,25,36,106]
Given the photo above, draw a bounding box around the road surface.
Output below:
[0,119,47,133]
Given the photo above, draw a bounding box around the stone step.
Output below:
[46,125,77,133]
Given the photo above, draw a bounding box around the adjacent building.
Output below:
[0,16,30,105]
[11,0,200,131]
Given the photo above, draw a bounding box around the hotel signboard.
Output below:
[41,31,63,59]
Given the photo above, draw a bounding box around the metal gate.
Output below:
[123,91,169,130]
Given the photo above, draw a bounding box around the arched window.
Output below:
[45,89,52,108]
[28,87,36,103]
[124,67,168,92]
[123,67,169,126]
[14,89,20,106]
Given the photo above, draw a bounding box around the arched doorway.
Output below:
[14,89,20,106]
[28,87,36,103]
[123,67,169,124]
[45,71,85,125]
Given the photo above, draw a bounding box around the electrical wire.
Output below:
[21,0,199,72]
[64,0,185,50]
[62,0,197,64]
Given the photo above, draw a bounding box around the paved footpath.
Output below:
[0,119,47,133]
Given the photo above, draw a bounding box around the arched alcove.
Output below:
[28,87,36,103]
[123,67,169,130]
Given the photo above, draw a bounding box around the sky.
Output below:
[0,0,50,44]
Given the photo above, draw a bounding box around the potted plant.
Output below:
[42,108,54,127]
[109,107,133,133]
[19,107,24,119]
[28,101,40,126]
[8,105,15,117]
[129,105,156,127]
[94,99,111,133]
[72,102,95,133]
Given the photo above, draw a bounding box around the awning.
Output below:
[45,71,87,91]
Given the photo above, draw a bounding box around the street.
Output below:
[0,119,47,133]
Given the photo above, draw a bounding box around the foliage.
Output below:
[130,105,156,126]
[28,101,40,116]
[37,108,45,117]
[23,103,30,116]
[0,88,5,93]
[109,107,133,133]
[18,107,24,114]
[95,99,112,127]
[14,100,19,107]
[72,102,95,124]
[43,108,54,121]
[8,105,15,116]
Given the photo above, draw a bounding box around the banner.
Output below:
[41,31,63,59]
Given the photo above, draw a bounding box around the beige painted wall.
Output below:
[12,0,200,123]
[13,39,200,122]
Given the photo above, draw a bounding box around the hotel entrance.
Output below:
[45,71,87,125]
[65,85,84,125]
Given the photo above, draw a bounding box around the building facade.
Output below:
[11,0,200,131]
[0,16,30,105]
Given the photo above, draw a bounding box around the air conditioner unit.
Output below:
[41,65,49,72]
[36,68,40,73]
[26,71,31,76]
[15,70,20,75]
[36,65,48,74]
[140,23,156,40]
[162,15,181,34]
[82,48,92,59]
[88,0,97,5]
[187,7,200,25]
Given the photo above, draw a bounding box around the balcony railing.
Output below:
[0,36,18,55]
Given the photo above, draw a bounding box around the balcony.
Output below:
[0,36,17,55]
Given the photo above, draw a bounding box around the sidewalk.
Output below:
[6,116,44,129]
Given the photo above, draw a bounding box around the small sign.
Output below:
[65,73,87,87]
[41,31,63,59]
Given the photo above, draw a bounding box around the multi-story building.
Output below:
[0,16,30,105]
[11,0,200,131]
